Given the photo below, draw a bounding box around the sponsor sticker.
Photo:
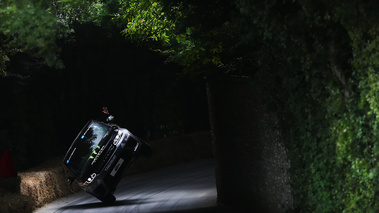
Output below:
[110,158,124,177]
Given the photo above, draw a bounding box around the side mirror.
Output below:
[67,177,75,185]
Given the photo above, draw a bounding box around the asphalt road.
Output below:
[34,160,230,213]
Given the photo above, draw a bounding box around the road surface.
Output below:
[34,160,229,213]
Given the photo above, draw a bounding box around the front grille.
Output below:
[94,144,116,174]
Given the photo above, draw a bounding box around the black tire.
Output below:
[101,194,116,205]
[139,141,153,158]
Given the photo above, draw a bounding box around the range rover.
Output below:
[63,120,152,204]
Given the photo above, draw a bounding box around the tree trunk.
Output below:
[206,76,292,212]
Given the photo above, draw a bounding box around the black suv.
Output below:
[63,120,152,204]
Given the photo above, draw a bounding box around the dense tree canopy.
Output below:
[1,0,378,212]
[0,0,108,75]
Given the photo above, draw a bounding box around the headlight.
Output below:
[113,130,124,146]
[84,173,97,185]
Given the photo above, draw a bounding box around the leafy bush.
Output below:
[252,3,379,211]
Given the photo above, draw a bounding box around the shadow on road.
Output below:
[57,198,152,210]
[58,199,235,213]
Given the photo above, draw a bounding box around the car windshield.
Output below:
[65,121,111,177]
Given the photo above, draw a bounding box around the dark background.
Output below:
[0,23,210,170]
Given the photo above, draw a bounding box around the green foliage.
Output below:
[116,0,229,71]
[118,0,378,211]
[1,1,65,69]
[116,0,177,44]
[0,0,105,71]
[238,1,379,212]
[337,26,379,212]
[53,0,106,25]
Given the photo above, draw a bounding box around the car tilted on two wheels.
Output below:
[63,120,152,204]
